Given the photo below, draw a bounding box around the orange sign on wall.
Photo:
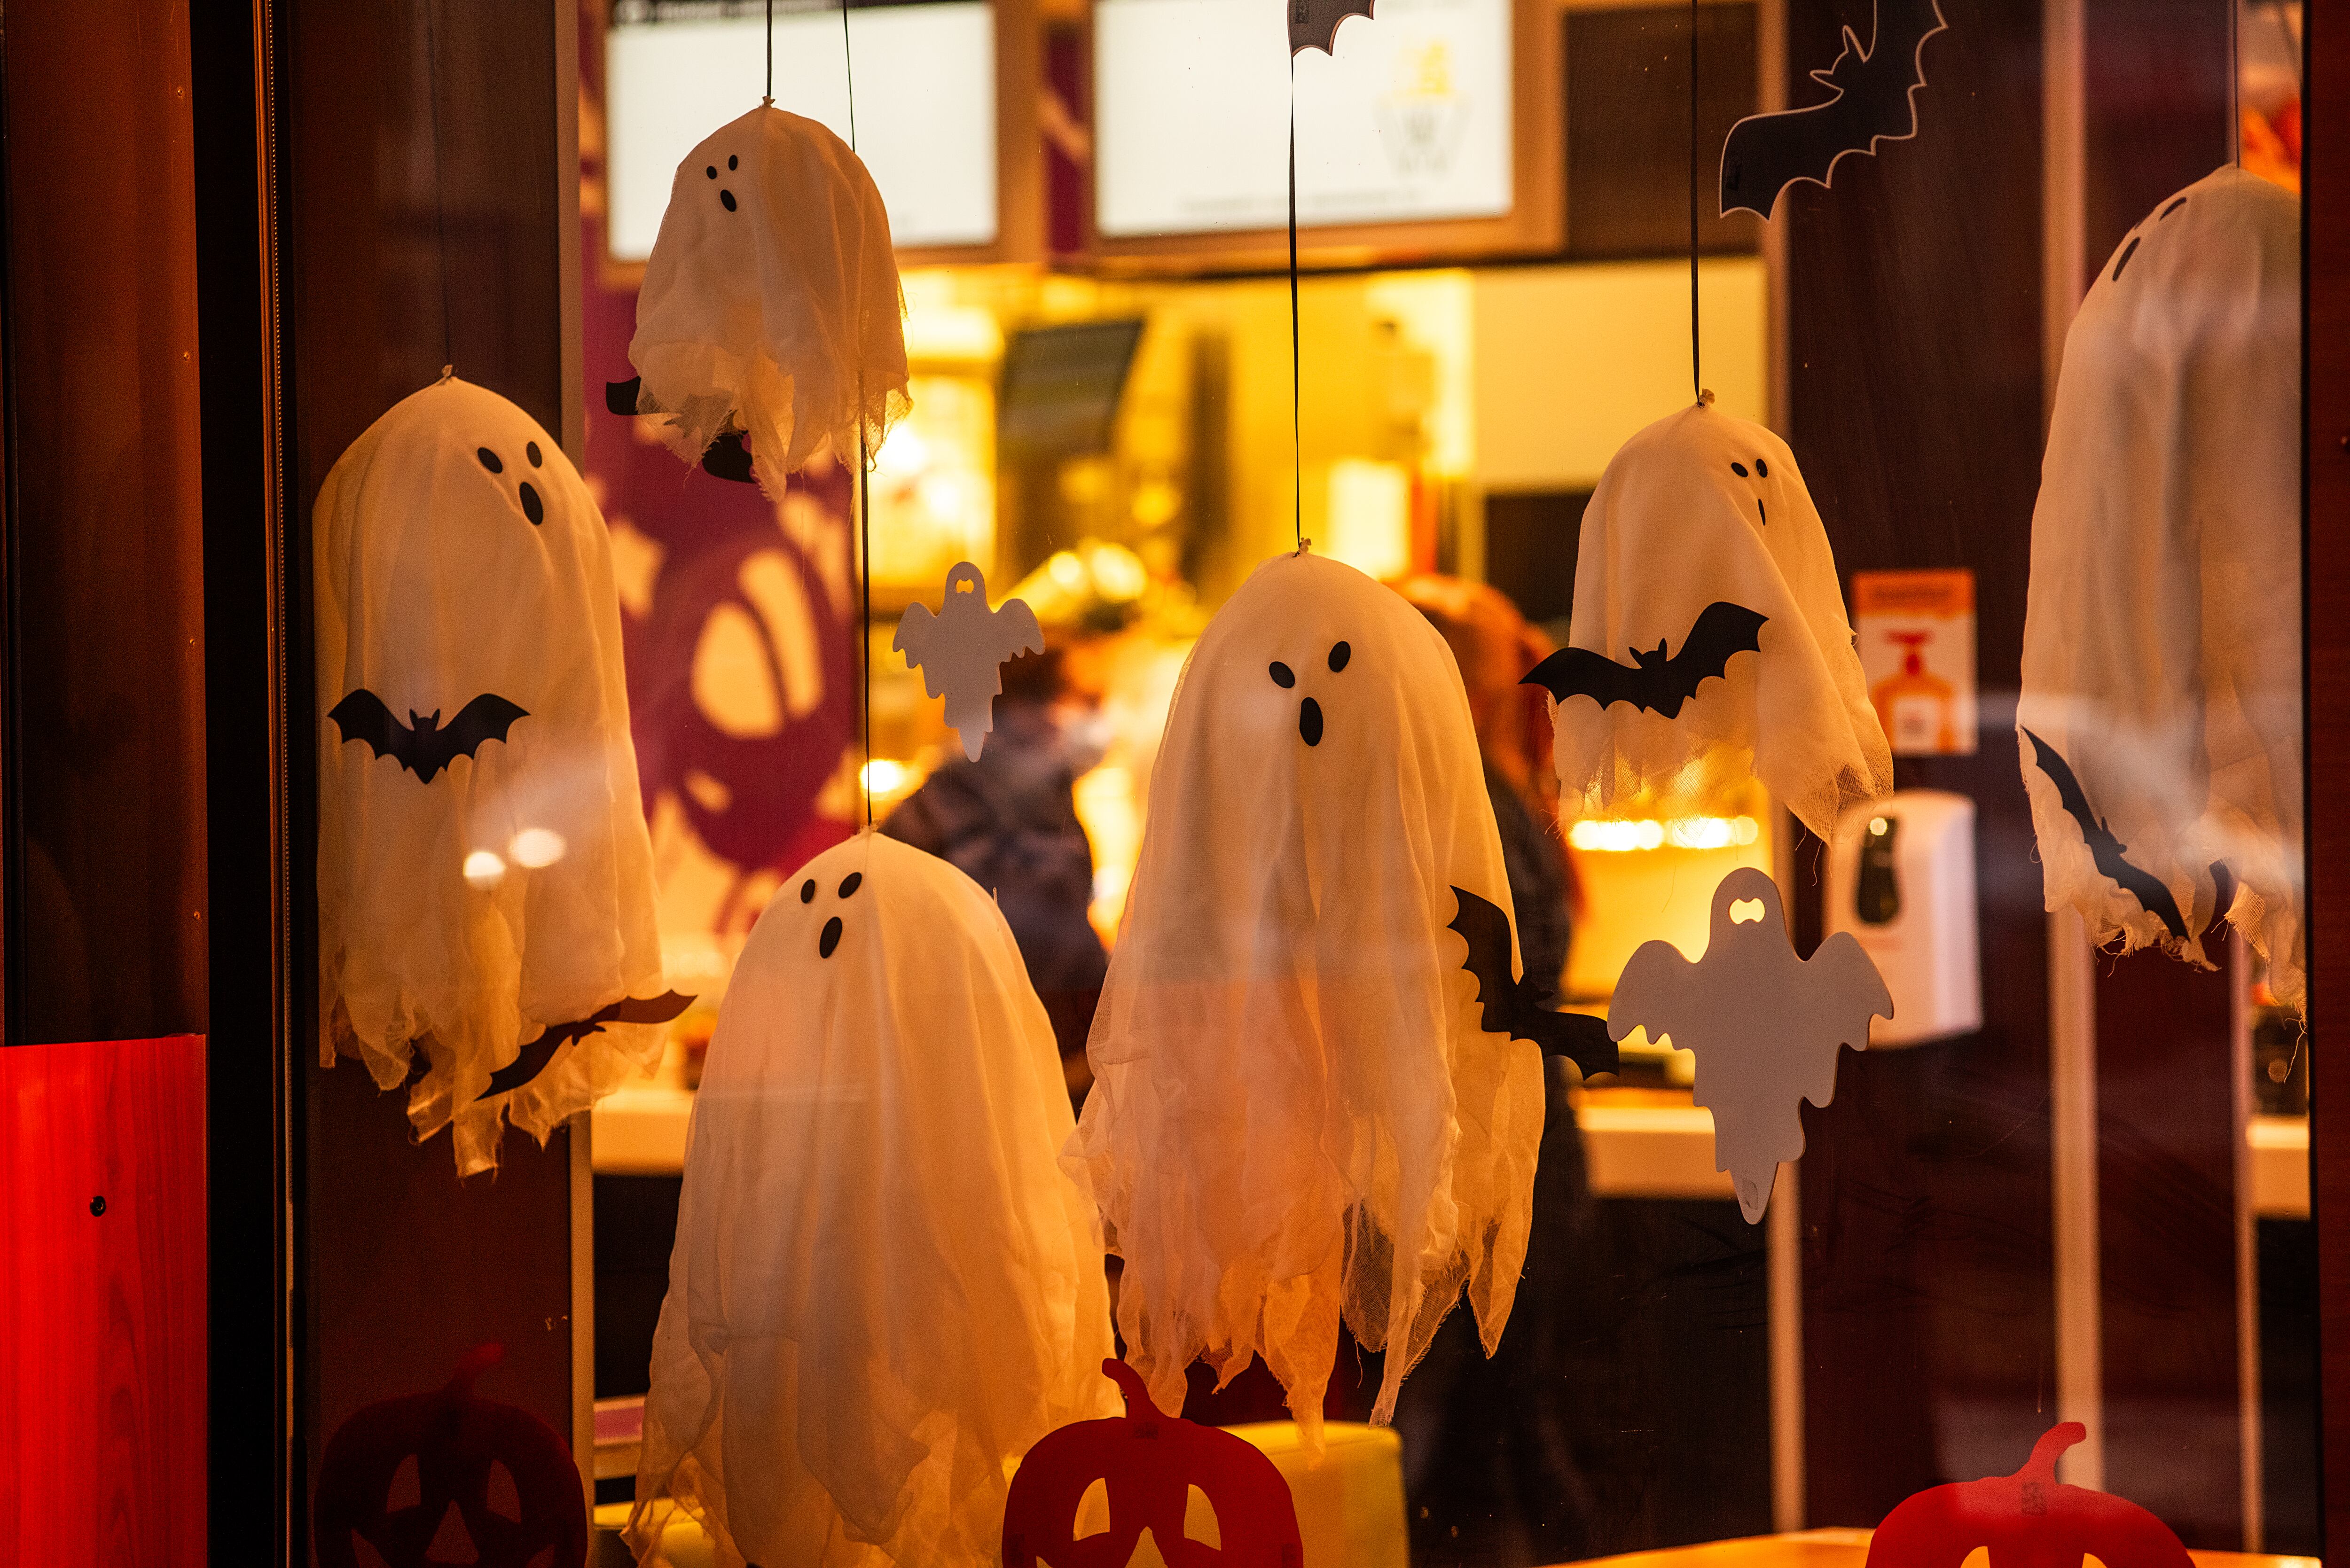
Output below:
[1852,569,1977,757]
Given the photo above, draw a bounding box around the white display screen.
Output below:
[1092,0,1512,238]
[606,2,998,259]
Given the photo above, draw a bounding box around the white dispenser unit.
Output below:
[1825,789,1981,1045]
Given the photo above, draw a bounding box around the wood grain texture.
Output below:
[2306,4,2350,1560]
[0,1036,207,1566]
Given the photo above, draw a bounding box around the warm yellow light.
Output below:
[1569,815,1760,853]
[510,828,568,868]
[462,850,507,889]
[1869,815,1889,836]
[861,758,912,796]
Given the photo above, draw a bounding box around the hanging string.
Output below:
[1289,57,1304,551]
[2227,0,2240,166]
[767,0,776,104]
[421,0,452,370]
[1687,0,1702,405]
[842,0,874,828]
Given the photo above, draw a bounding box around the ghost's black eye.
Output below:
[1269,662,1295,689]
[720,190,737,212]
[477,447,503,474]
[728,155,739,171]
[519,481,544,526]
[799,879,815,904]
[1328,641,1350,672]
[838,872,863,898]
[2160,195,2188,220]
[705,165,718,179]
[1755,458,1769,477]
[819,916,843,958]
[2112,235,2143,281]
[1731,461,1748,478]
[526,441,543,468]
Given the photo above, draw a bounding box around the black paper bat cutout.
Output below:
[475,991,696,1100]
[330,690,529,782]
[1719,0,1949,220]
[1290,0,1372,56]
[605,375,755,484]
[1449,887,1618,1079]
[2021,727,2189,942]
[1521,601,1768,719]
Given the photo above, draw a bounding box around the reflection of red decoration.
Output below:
[314,1343,586,1568]
[1003,1359,1303,1568]
[1865,1422,2190,1568]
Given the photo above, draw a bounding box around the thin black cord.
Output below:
[2228,0,2240,166]
[843,0,872,827]
[767,0,775,103]
[421,0,452,370]
[1289,56,1302,550]
[1688,0,1701,404]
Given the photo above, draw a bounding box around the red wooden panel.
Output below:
[0,1037,207,1566]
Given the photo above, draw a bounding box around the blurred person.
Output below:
[1387,574,1604,1566]
[883,642,1109,1099]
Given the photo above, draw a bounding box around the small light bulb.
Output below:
[509,827,567,868]
[462,850,507,889]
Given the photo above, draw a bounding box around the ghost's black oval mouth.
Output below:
[1299,696,1324,746]
[519,481,544,525]
[819,915,843,958]
[1757,498,1766,526]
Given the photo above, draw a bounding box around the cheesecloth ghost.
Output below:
[630,832,1116,1568]
[315,375,666,1176]
[1544,402,1891,840]
[629,103,909,485]
[1069,551,1545,1444]
[2018,166,2303,1011]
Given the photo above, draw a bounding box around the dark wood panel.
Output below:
[2306,2,2350,1558]
[0,0,212,1043]
[1782,0,2053,1527]
[282,1,580,1556]
[1564,3,1762,259]
[0,1036,208,1566]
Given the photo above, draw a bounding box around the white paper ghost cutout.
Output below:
[1608,866,1892,1223]
[2017,166,2303,1011]
[629,103,909,484]
[315,375,665,1176]
[1070,551,1545,1441]
[1535,402,1892,840]
[629,831,1116,1568]
[893,561,1046,760]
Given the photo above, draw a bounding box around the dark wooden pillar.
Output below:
[1783,0,2054,1526]
[279,1,580,1556]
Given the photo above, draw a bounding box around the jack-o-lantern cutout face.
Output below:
[1003,1361,1303,1568]
[1865,1422,2190,1568]
[313,1344,587,1568]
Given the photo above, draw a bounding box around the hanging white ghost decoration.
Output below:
[2017,166,2303,1011]
[315,375,666,1176]
[1608,867,1891,1223]
[630,831,1116,1568]
[1070,551,1546,1442]
[628,103,909,485]
[894,561,1045,760]
[1531,402,1892,840]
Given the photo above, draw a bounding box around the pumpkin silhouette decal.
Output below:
[1865,1421,2190,1568]
[1003,1359,1303,1568]
[314,1343,587,1568]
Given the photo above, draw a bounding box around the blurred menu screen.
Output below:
[606,0,998,258]
[1092,0,1512,237]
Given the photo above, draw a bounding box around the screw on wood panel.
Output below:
[88,1195,105,1216]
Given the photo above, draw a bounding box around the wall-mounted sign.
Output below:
[1853,569,1976,756]
[606,1,1002,259]
[1092,0,1514,237]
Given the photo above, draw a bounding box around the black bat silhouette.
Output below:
[1289,0,1372,55]
[1521,601,1768,719]
[475,991,696,1100]
[329,690,529,782]
[1719,0,1949,220]
[1449,887,1618,1079]
[606,376,756,484]
[2021,727,2189,942]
